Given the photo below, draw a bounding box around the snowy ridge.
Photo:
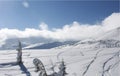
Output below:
[97,27,120,40]
[23,43,44,49]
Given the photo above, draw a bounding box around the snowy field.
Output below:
[0,43,120,76]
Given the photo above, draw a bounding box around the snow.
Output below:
[0,42,120,76]
[97,27,120,40]
[23,43,44,49]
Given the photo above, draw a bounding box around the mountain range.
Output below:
[0,27,120,50]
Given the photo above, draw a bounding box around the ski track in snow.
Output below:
[82,49,103,76]
[102,51,120,76]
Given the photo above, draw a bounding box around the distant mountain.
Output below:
[24,41,78,49]
[0,36,78,50]
[0,37,54,50]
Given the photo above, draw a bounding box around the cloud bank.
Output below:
[0,13,120,46]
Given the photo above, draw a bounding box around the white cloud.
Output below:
[39,22,48,30]
[102,13,120,31]
[0,12,120,46]
[22,1,29,8]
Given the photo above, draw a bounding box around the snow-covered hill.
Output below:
[0,41,120,76]
[76,27,120,49]
[97,27,120,40]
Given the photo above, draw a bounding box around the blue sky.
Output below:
[0,0,119,30]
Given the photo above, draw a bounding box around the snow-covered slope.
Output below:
[0,42,120,76]
[76,27,120,49]
[97,27,120,40]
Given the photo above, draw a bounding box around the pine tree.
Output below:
[58,60,67,76]
[16,41,22,64]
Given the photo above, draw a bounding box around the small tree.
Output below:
[50,60,55,76]
[16,41,22,64]
[33,58,47,76]
[58,60,67,76]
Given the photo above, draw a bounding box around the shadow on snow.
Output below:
[19,63,31,76]
[0,62,31,76]
[0,62,18,68]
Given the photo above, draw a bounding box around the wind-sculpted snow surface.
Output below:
[0,43,120,76]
